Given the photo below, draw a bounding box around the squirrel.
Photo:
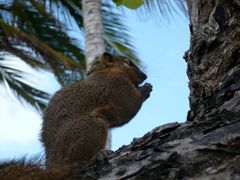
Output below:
[41,52,152,167]
[0,52,152,178]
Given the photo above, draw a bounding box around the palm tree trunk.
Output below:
[82,0,105,71]
[82,0,111,149]
[186,0,240,125]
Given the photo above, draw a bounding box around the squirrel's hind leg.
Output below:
[54,116,109,166]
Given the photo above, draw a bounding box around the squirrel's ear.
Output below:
[102,52,115,66]
[103,52,113,59]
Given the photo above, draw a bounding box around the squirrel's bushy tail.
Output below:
[0,157,73,180]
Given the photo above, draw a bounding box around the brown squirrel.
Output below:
[41,52,152,167]
[0,52,152,178]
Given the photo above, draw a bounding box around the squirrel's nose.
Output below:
[142,73,147,80]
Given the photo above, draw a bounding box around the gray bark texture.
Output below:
[71,0,240,179]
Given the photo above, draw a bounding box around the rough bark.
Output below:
[186,0,240,126]
[71,0,240,179]
[73,122,240,180]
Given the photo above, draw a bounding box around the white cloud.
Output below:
[0,57,60,160]
[0,97,40,144]
[0,92,43,160]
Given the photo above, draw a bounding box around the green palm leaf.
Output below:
[139,0,188,19]
[102,3,139,62]
[0,0,85,85]
[0,57,49,110]
[0,0,86,108]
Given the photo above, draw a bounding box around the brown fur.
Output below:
[41,52,152,167]
[0,159,74,180]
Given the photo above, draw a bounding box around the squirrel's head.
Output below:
[87,53,147,87]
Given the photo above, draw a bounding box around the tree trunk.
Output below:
[82,0,105,71]
[186,0,240,126]
[72,1,240,179]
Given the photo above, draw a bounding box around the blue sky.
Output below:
[111,8,190,150]
[0,6,190,160]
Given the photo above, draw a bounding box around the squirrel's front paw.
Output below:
[139,83,153,100]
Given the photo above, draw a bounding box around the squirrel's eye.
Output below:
[125,60,134,67]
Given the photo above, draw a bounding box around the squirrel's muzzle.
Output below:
[142,73,147,80]
[136,71,147,86]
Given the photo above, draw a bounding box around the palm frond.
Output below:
[138,0,188,20]
[0,0,85,85]
[49,0,84,31]
[102,3,139,63]
[0,0,87,108]
[0,57,49,110]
